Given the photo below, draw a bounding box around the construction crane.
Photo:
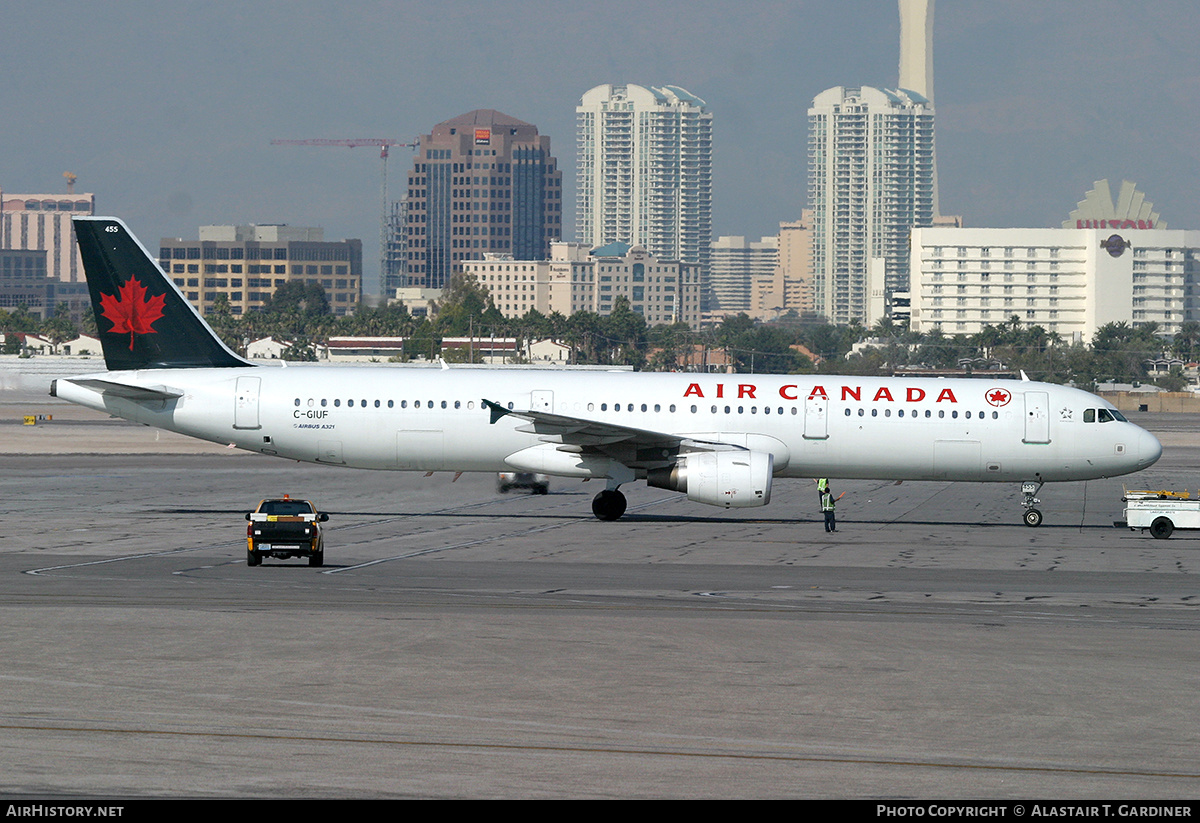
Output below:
[63,172,77,194]
[270,138,419,295]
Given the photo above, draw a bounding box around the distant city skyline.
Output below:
[3,0,1197,294]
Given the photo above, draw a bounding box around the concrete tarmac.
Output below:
[1,391,1199,798]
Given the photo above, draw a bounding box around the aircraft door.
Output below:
[234,377,261,430]
[1023,391,1051,444]
[531,390,554,413]
[803,394,828,439]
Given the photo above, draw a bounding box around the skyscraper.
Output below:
[576,84,713,274]
[808,86,934,324]
[709,235,778,316]
[404,109,563,290]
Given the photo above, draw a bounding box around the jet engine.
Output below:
[648,450,774,508]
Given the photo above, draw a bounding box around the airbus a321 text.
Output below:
[52,217,1162,526]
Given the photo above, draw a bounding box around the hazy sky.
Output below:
[4,0,1197,293]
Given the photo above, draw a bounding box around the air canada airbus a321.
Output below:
[52,217,1162,526]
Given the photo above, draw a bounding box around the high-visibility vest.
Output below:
[821,492,835,512]
[817,478,829,494]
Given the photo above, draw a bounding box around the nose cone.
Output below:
[1137,427,1163,468]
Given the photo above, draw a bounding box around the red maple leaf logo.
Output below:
[100,277,166,351]
[986,388,1011,407]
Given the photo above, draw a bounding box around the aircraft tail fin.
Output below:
[72,217,250,370]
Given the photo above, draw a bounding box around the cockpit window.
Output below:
[1098,408,1115,423]
[1084,409,1096,423]
[1109,408,1127,422]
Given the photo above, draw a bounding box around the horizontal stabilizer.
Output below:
[68,378,184,401]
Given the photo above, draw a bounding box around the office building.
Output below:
[750,214,818,321]
[462,241,702,328]
[0,190,96,283]
[576,84,713,274]
[159,224,362,317]
[404,109,563,290]
[709,235,778,316]
[808,86,935,325]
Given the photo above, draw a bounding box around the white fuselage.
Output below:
[55,366,1161,485]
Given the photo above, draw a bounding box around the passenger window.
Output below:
[294,398,300,407]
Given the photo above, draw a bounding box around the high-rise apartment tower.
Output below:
[576,84,713,275]
[808,86,935,324]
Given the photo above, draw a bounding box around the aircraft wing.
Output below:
[482,398,744,460]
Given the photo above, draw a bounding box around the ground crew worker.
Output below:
[817,478,829,500]
[821,485,837,533]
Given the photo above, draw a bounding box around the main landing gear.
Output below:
[1021,480,1044,527]
[592,489,627,521]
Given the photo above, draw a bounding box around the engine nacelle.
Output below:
[648,450,773,508]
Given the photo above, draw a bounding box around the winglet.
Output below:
[482,398,510,425]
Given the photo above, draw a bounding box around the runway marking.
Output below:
[0,721,1197,782]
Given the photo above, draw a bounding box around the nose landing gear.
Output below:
[1021,480,1044,527]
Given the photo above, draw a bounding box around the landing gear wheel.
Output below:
[592,489,627,521]
[1023,508,1043,528]
[1150,517,1174,540]
[247,551,261,567]
[309,551,324,567]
